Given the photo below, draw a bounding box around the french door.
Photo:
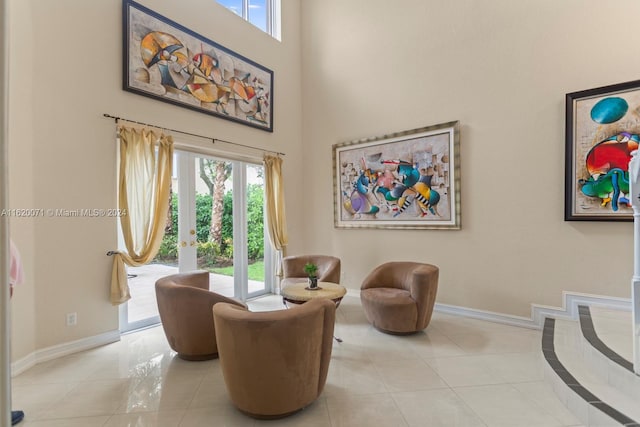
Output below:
[176,151,272,300]
[120,150,272,332]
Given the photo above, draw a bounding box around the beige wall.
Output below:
[8,0,302,360]
[8,0,36,362]
[301,0,640,317]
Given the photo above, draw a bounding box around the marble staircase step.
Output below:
[577,306,640,402]
[543,316,640,426]
[586,305,633,364]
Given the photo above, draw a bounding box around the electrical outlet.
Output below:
[66,312,77,326]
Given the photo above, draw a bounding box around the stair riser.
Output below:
[544,362,623,426]
[543,318,639,426]
[581,341,640,401]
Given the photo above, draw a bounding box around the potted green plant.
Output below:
[304,262,319,289]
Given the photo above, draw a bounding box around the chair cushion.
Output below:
[360,288,418,334]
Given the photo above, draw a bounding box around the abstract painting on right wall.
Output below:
[565,80,640,221]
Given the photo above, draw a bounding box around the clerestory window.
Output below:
[216,0,281,40]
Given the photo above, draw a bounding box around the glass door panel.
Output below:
[190,156,235,297]
[178,153,270,299]
[246,163,268,298]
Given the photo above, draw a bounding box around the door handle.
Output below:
[180,241,187,247]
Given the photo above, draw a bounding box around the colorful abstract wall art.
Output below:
[565,80,640,221]
[333,122,461,230]
[123,0,274,132]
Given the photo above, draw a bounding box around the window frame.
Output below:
[217,0,281,40]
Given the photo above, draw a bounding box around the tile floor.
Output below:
[12,294,584,427]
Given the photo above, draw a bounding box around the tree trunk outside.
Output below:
[199,158,214,196]
[209,161,227,243]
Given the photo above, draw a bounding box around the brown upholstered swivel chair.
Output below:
[155,271,246,361]
[213,298,336,419]
[360,262,439,334]
[281,255,341,287]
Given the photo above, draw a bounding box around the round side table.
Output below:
[280,281,347,343]
[281,281,347,307]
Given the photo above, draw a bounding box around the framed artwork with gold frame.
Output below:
[333,121,461,230]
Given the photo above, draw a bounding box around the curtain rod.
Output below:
[103,113,285,156]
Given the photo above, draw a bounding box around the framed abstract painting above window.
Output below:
[333,121,461,230]
[565,80,640,221]
[123,0,274,132]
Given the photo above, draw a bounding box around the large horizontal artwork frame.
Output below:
[565,80,640,221]
[333,121,460,230]
[123,0,273,132]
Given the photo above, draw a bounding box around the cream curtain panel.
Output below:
[110,126,174,305]
[263,155,288,292]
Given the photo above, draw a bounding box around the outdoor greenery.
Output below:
[211,260,265,281]
[155,184,265,277]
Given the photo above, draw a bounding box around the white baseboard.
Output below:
[436,292,631,330]
[530,291,631,327]
[11,329,120,376]
[435,302,540,329]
